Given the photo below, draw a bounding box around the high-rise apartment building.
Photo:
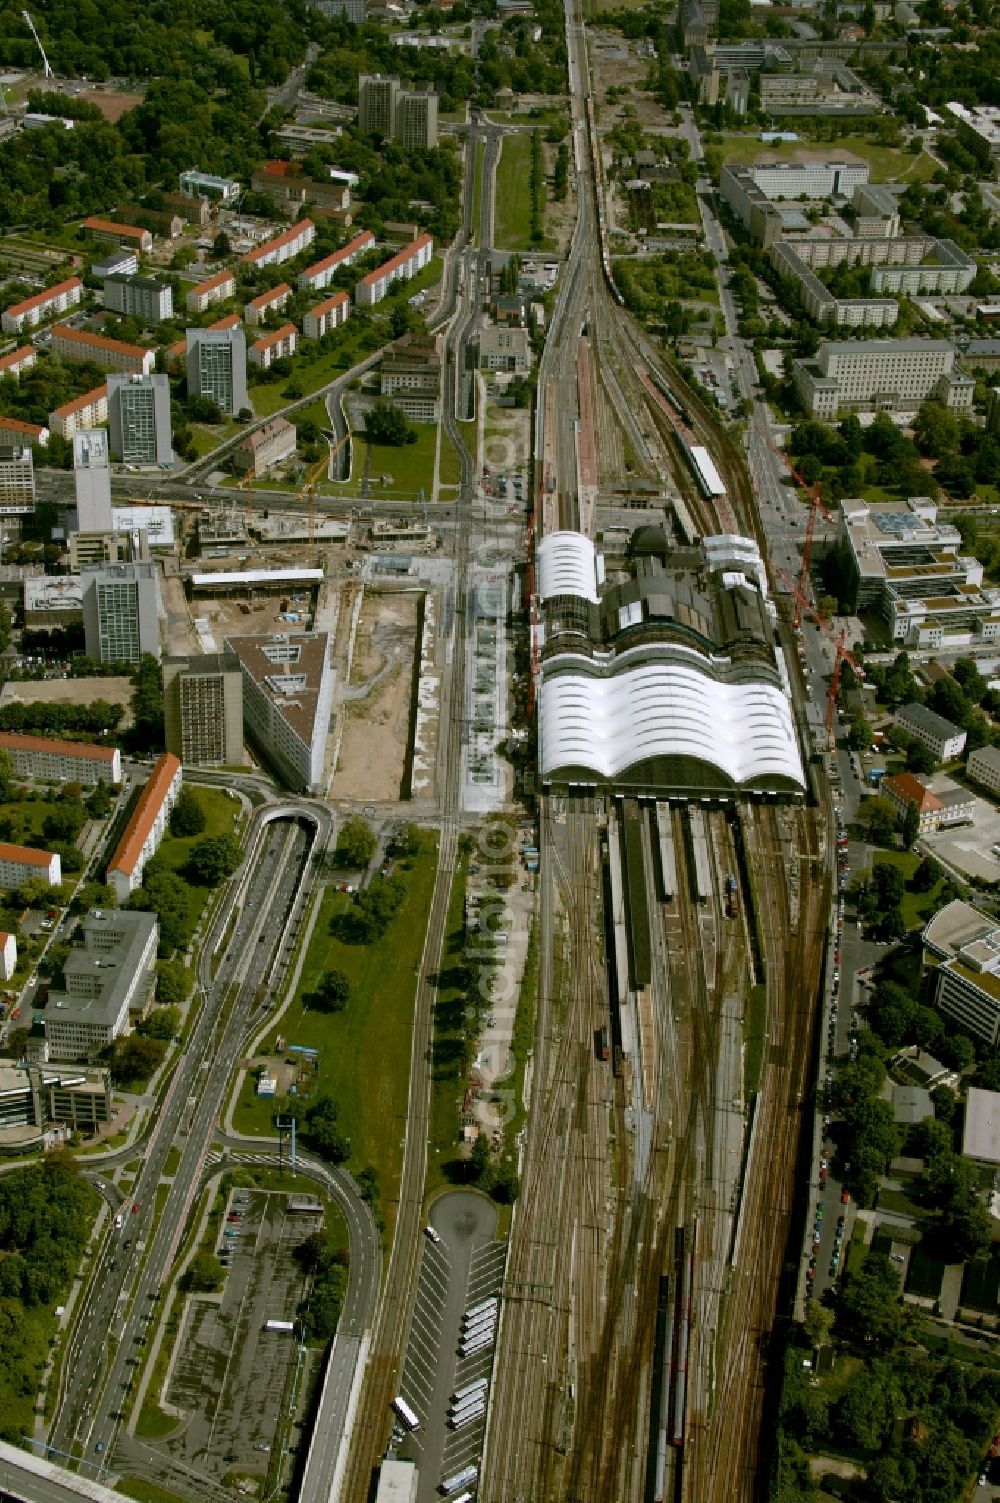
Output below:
[395,89,438,149]
[185,327,248,417]
[358,74,437,148]
[163,652,244,766]
[0,444,35,511]
[107,373,173,466]
[82,562,161,663]
[73,429,113,533]
[103,274,174,324]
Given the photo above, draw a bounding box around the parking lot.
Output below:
[394,1192,505,1503]
[922,773,1000,882]
[165,1190,316,1479]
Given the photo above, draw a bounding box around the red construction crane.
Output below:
[757,425,835,629]
[770,558,864,737]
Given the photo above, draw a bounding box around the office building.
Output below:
[49,385,108,441]
[967,744,1000,795]
[767,235,975,330]
[68,530,148,572]
[793,338,974,419]
[0,346,36,380]
[0,731,120,785]
[0,1063,113,1139]
[242,221,316,270]
[962,1087,1000,1167]
[302,290,350,340]
[758,62,879,115]
[895,702,968,761]
[82,561,161,664]
[245,283,292,326]
[250,163,351,213]
[166,314,240,371]
[186,270,236,314]
[231,417,297,477]
[0,842,61,888]
[107,374,172,467]
[1,276,82,334]
[355,234,434,306]
[44,908,158,1061]
[102,274,173,325]
[835,497,1000,648]
[0,445,34,510]
[249,323,297,370]
[106,753,181,900]
[82,217,153,254]
[947,102,1000,178]
[479,325,532,374]
[186,327,248,417]
[923,898,1000,1045]
[92,249,139,279]
[50,324,154,377]
[0,417,46,448]
[72,429,113,533]
[298,231,374,293]
[179,169,240,203]
[720,160,869,245]
[163,653,244,765]
[224,631,335,792]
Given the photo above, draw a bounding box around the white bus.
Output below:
[392,1396,420,1431]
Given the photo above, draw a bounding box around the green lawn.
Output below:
[249,381,295,417]
[710,132,936,185]
[472,139,485,245]
[872,851,947,932]
[495,133,536,251]
[232,832,440,1213]
[148,786,241,937]
[338,423,439,501]
[0,793,66,844]
[439,430,463,488]
[119,1480,187,1503]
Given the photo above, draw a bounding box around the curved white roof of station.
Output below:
[537,531,600,604]
[539,663,805,790]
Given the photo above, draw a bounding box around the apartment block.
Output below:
[0,842,61,888]
[0,346,37,379]
[896,702,967,761]
[186,326,248,417]
[245,283,293,326]
[250,162,351,213]
[103,274,174,324]
[969,744,1000,795]
[82,561,161,664]
[479,325,532,373]
[302,290,350,339]
[231,416,297,476]
[720,160,870,245]
[0,416,46,447]
[0,446,34,510]
[44,908,158,1061]
[50,324,154,376]
[107,373,173,467]
[163,652,244,765]
[836,496,999,649]
[0,931,14,980]
[767,235,975,329]
[73,429,113,533]
[249,323,297,370]
[355,234,433,306]
[298,231,374,293]
[0,731,121,784]
[358,74,438,148]
[186,270,236,314]
[83,217,153,254]
[225,631,335,791]
[947,102,1000,178]
[1,276,82,333]
[793,338,974,419]
[49,385,108,440]
[106,753,181,900]
[242,220,316,269]
[395,89,438,150]
[92,249,139,279]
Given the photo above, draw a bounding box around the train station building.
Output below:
[534,527,805,798]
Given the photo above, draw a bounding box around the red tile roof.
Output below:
[108,753,181,878]
[308,290,350,317]
[4,277,82,318]
[359,233,433,288]
[0,731,118,762]
[883,772,942,812]
[244,220,314,263]
[190,269,235,296]
[0,841,55,868]
[84,217,149,242]
[52,323,150,360]
[0,346,36,373]
[247,282,292,311]
[51,384,108,419]
[251,322,296,350]
[301,231,374,283]
[0,416,45,437]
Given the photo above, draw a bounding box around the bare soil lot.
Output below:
[333,590,421,803]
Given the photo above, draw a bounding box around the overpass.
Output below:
[0,1443,131,1503]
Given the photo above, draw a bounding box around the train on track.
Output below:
[651,1223,699,1500]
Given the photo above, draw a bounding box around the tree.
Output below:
[803,1300,835,1348]
[108,1035,166,1087]
[42,802,86,844]
[911,856,942,893]
[309,968,350,1012]
[389,823,421,858]
[906,739,938,776]
[303,1096,350,1163]
[85,782,112,819]
[865,797,897,846]
[156,959,192,1004]
[334,816,376,870]
[901,801,920,851]
[169,787,206,838]
[363,399,417,447]
[185,1252,224,1292]
[185,834,243,885]
[131,654,164,748]
[837,1252,903,1346]
[136,1005,181,1041]
[848,717,873,752]
[129,866,192,954]
[344,873,407,942]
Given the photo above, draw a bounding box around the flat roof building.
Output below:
[107,373,172,468]
[82,561,161,665]
[179,169,241,202]
[0,731,120,784]
[793,338,974,419]
[44,907,158,1061]
[163,652,244,767]
[924,898,1000,1045]
[967,743,1000,795]
[962,1086,1000,1165]
[103,274,173,325]
[224,631,334,792]
[0,1062,113,1138]
[720,160,870,245]
[0,444,34,511]
[186,326,248,417]
[106,753,181,901]
[73,428,113,533]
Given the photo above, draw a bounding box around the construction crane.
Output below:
[757,425,834,629]
[236,465,255,520]
[770,556,864,737]
[21,10,53,78]
[289,450,333,546]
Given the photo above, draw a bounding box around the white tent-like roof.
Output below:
[537,531,600,604]
[539,662,805,790]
